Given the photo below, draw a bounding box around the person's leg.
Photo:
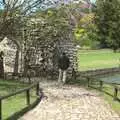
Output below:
[58,69,62,83]
[62,70,67,84]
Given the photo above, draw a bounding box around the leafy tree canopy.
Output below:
[95,0,120,50]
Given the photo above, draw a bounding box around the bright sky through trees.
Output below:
[0,0,96,9]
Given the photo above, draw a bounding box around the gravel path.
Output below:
[20,80,120,120]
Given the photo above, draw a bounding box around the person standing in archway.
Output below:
[58,52,70,84]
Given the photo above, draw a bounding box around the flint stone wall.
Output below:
[0,37,19,72]
[58,40,78,73]
[25,39,79,77]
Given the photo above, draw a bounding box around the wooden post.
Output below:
[100,81,103,91]
[87,77,90,87]
[26,90,30,105]
[114,87,118,100]
[0,99,2,120]
[72,68,76,80]
[36,83,39,96]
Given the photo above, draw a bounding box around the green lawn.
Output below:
[77,49,120,71]
[0,80,37,119]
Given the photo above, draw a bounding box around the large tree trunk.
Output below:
[13,49,19,75]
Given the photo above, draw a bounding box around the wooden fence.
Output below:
[0,82,42,120]
[76,67,120,101]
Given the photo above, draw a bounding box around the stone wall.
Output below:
[0,37,18,72]
[23,39,79,77]
[58,40,78,73]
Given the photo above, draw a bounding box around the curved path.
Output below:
[20,80,120,120]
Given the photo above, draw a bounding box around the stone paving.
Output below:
[20,80,120,120]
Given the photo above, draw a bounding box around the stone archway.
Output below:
[0,37,21,74]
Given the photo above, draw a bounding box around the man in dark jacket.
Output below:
[58,52,70,84]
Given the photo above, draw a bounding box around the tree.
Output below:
[0,0,47,38]
[74,12,99,49]
[26,3,77,47]
[95,0,120,51]
[0,0,47,74]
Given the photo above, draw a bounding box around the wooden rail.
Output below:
[0,82,41,120]
[77,70,120,100]
[85,76,120,100]
[114,86,120,100]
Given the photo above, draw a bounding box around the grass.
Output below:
[77,49,120,71]
[103,85,120,113]
[76,49,120,113]
[0,80,38,119]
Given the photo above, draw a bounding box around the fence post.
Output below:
[0,99,2,120]
[114,87,118,100]
[36,83,39,96]
[100,81,103,91]
[26,90,30,105]
[87,77,90,87]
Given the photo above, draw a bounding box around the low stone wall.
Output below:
[77,67,120,77]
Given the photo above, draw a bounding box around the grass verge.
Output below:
[0,79,38,119]
[77,49,120,71]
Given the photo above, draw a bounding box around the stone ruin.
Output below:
[0,37,20,73]
[0,32,78,80]
[23,38,78,78]
[22,17,79,79]
[0,37,78,80]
